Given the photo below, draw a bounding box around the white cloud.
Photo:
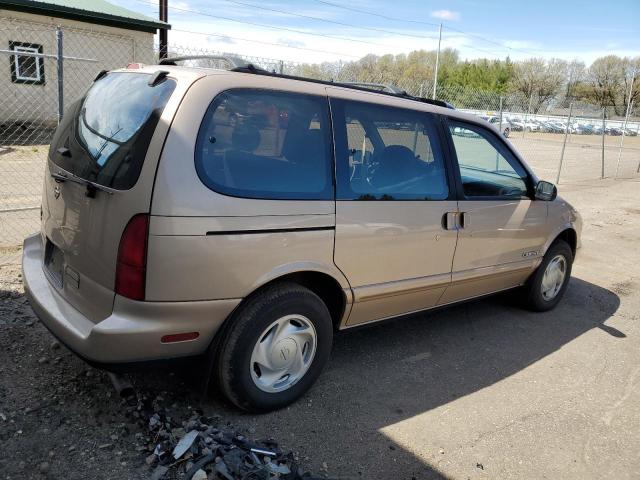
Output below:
[430,9,460,21]
[172,1,191,10]
[278,38,307,48]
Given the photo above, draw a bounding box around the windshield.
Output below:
[50,72,176,190]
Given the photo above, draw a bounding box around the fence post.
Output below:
[556,102,573,184]
[601,107,606,179]
[522,94,532,138]
[279,60,283,74]
[56,26,64,123]
[497,96,504,170]
[411,83,425,152]
[615,99,634,178]
[432,23,442,100]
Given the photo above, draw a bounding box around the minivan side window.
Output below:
[331,99,449,200]
[448,120,529,199]
[195,89,333,200]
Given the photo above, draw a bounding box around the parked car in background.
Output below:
[572,124,593,135]
[479,115,511,137]
[508,118,523,131]
[541,121,564,134]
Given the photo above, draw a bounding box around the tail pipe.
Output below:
[107,372,135,399]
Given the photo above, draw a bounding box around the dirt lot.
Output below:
[1,177,639,479]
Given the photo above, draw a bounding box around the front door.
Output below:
[328,88,458,326]
[439,119,548,305]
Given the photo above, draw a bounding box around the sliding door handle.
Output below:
[442,212,458,231]
[460,212,469,229]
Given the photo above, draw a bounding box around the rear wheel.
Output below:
[521,240,573,311]
[503,127,510,138]
[215,282,333,412]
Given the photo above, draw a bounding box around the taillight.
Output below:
[115,214,149,301]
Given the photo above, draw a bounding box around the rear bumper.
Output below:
[22,234,241,365]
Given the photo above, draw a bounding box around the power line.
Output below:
[219,0,441,41]
[444,25,546,56]
[140,0,509,59]
[198,0,508,58]
[171,28,361,58]
[133,0,400,49]
[310,0,546,56]
[311,0,440,28]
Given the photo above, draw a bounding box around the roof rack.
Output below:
[156,55,454,109]
[340,82,407,95]
[158,55,267,71]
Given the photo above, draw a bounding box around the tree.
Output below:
[563,60,585,104]
[510,58,566,112]
[620,57,640,116]
[582,55,626,114]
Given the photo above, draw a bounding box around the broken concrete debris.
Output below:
[121,393,328,480]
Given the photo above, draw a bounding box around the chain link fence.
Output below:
[1,17,639,264]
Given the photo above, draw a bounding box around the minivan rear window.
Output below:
[50,72,176,190]
[195,89,333,200]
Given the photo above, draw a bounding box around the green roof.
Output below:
[1,0,170,33]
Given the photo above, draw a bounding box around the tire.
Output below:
[215,282,333,412]
[521,239,573,312]
[503,127,510,138]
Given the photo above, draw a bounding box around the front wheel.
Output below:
[215,282,333,412]
[521,240,573,311]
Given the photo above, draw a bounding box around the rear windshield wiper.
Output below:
[51,171,118,197]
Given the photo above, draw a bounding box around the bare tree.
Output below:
[510,58,566,112]
[584,55,626,115]
[621,57,640,115]
[564,60,585,104]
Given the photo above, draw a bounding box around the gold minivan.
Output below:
[22,57,582,412]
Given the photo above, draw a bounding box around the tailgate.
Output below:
[40,69,194,323]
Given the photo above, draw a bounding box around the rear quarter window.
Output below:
[195,89,334,200]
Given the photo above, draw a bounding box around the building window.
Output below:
[9,41,45,85]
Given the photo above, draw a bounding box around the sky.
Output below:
[110,0,640,65]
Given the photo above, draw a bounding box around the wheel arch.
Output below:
[239,265,352,330]
[552,227,578,257]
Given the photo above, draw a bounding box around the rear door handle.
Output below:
[442,212,459,231]
[460,212,469,229]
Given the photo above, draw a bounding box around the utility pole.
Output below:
[432,23,442,100]
[159,0,168,59]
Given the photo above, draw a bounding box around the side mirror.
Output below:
[535,180,557,201]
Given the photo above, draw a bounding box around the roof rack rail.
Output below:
[340,82,407,95]
[157,56,455,109]
[337,81,453,109]
[158,55,267,71]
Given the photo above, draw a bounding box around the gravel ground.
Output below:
[1,178,639,479]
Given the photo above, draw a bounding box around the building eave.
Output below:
[0,0,171,33]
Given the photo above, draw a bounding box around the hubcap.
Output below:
[541,254,567,301]
[250,314,317,393]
